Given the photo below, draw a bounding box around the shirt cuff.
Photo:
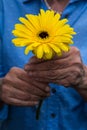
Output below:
[0,104,8,121]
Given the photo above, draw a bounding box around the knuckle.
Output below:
[9,67,22,75]
[73,47,80,55]
[72,69,81,77]
[3,75,11,84]
[10,67,17,73]
[76,67,84,77]
[46,61,55,69]
[3,75,14,87]
[69,67,84,86]
[9,67,18,75]
[72,66,83,76]
[47,70,57,79]
[9,67,25,79]
[71,47,80,57]
[24,64,29,71]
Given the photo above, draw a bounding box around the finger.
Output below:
[25,59,58,71]
[12,71,50,93]
[2,84,48,106]
[30,80,50,92]
[28,47,73,64]
[8,86,46,101]
[5,97,39,106]
[28,69,59,79]
[1,84,30,101]
[29,56,45,64]
[55,78,70,87]
[58,46,77,58]
[3,75,50,98]
[11,92,47,101]
[25,58,68,71]
[25,53,81,72]
[28,65,82,83]
[15,79,50,97]
[30,77,51,83]
[53,46,79,60]
[25,47,79,71]
[30,65,82,79]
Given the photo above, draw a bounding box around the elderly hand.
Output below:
[0,67,50,106]
[24,47,85,87]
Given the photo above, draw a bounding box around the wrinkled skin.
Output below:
[25,47,84,87]
[0,67,50,106]
[24,47,87,100]
[1,46,87,107]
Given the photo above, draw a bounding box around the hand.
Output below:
[24,47,85,87]
[0,67,50,106]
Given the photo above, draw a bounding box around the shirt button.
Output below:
[51,88,56,93]
[51,113,56,118]
[65,14,69,18]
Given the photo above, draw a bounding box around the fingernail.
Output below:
[45,87,50,92]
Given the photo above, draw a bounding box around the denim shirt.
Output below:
[0,0,87,130]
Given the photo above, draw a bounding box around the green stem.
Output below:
[36,100,43,120]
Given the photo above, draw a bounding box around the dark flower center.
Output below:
[39,31,49,39]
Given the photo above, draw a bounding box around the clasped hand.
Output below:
[25,47,85,88]
[0,68,50,106]
[0,47,85,106]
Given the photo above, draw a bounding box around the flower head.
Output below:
[12,9,76,59]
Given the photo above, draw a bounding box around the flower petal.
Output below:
[44,48,54,59]
[43,44,50,53]
[48,43,62,55]
[12,38,32,46]
[24,45,33,55]
[36,45,43,59]
[57,42,70,52]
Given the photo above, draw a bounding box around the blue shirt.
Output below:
[0,0,87,130]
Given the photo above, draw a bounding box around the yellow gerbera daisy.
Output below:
[12,9,76,59]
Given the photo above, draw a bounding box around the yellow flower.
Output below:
[12,9,76,59]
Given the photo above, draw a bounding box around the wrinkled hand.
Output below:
[0,67,50,106]
[24,47,85,87]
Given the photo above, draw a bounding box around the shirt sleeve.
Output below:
[0,0,4,77]
[0,38,4,77]
[0,0,8,124]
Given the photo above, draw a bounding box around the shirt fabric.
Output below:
[0,0,87,130]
